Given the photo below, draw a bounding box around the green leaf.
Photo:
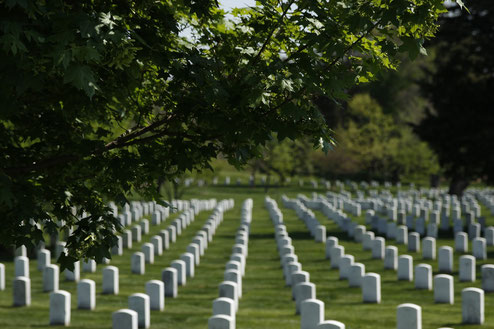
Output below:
[63,64,99,98]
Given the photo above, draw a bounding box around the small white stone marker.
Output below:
[171,259,187,286]
[316,320,345,329]
[0,263,4,291]
[459,255,475,282]
[218,281,238,311]
[396,303,421,329]
[295,282,316,314]
[224,269,242,298]
[37,249,51,272]
[132,225,142,242]
[43,264,59,292]
[455,232,468,252]
[49,290,71,325]
[212,297,235,322]
[77,279,96,310]
[438,246,453,273]
[462,287,484,324]
[146,280,164,311]
[82,259,96,273]
[408,233,420,252]
[128,293,150,329]
[187,244,200,266]
[132,252,145,275]
[372,237,385,259]
[315,225,326,243]
[398,255,413,281]
[181,253,195,278]
[301,299,324,329]
[113,309,138,329]
[159,230,170,250]
[162,267,178,298]
[103,266,119,295]
[13,276,31,306]
[112,236,123,256]
[150,235,163,256]
[291,271,310,300]
[362,273,381,303]
[384,246,398,270]
[339,255,354,280]
[434,274,453,304]
[472,237,487,260]
[208,314,233,329]
[349,263,365,287]
[415,264,432,290]
[422,237,436,260]
[485,226,494,246]
[142,243,154,264]
[14,256,29,278]
[330,246,344,269]
[362,232,375,251]
[396,226,408,245]
[481,264,494,292]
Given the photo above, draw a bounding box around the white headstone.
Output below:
[14,256,29,278]
[146,280,164,311]
[113,309,138,329]
[372,237,385,259]
[142,243,154,264]
[212,297,235,322]
[37,249,51,272]
[295,282,316,314]
[162,267,178,298]
[455,232,468,252]
[150,236,163,256]
[77,279,96,310]
[362,273,381,303]
[396,226,408,245]
[301,299,324,329]
[49,290,71,325]
[481,264,494,292]
[315,225,326,243]
[128,293,150,329]
[472,237,487,260]
[396,303,421,329]
[414,264,432,290]
[330,246,344,269]
[462,287,484,324]
[438,246,453,273]
[0,263,4,291]
[459,255,475,282]
[208,315,233,329]
[316,321,346,329]
[397,255,413,281]
[131,252,145,275]
[422,237,436,260]
[43,264,59,292]
[408,233,420,252]
[339,255,354,280]
[384,246,397,270]
[434,274,453,304]
[103,266,119,295]
[171,260,186,286]
[349,263,365,287]
[82,259,96,273]
[13,276,30,306]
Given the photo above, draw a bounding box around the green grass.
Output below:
[0,184,493,328]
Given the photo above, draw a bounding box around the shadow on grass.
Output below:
[249,233,275,240]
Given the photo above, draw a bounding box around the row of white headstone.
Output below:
[113,199,234,329]
[208,198,252,329]
[265,197,346,329]
[290,194,489,326]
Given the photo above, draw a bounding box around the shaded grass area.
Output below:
[0,184,493,328]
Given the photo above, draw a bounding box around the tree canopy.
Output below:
[415,0,494,195]
[0,0,449,268]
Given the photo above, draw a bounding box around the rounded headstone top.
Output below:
[397,303,421,310]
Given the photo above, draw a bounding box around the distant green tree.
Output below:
[415,0,494,195]
[0,0,448,268]
[314,94,439,181]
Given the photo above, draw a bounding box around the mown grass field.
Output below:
[0,183,493,328]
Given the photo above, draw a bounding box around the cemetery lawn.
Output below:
[0,184,493,328]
